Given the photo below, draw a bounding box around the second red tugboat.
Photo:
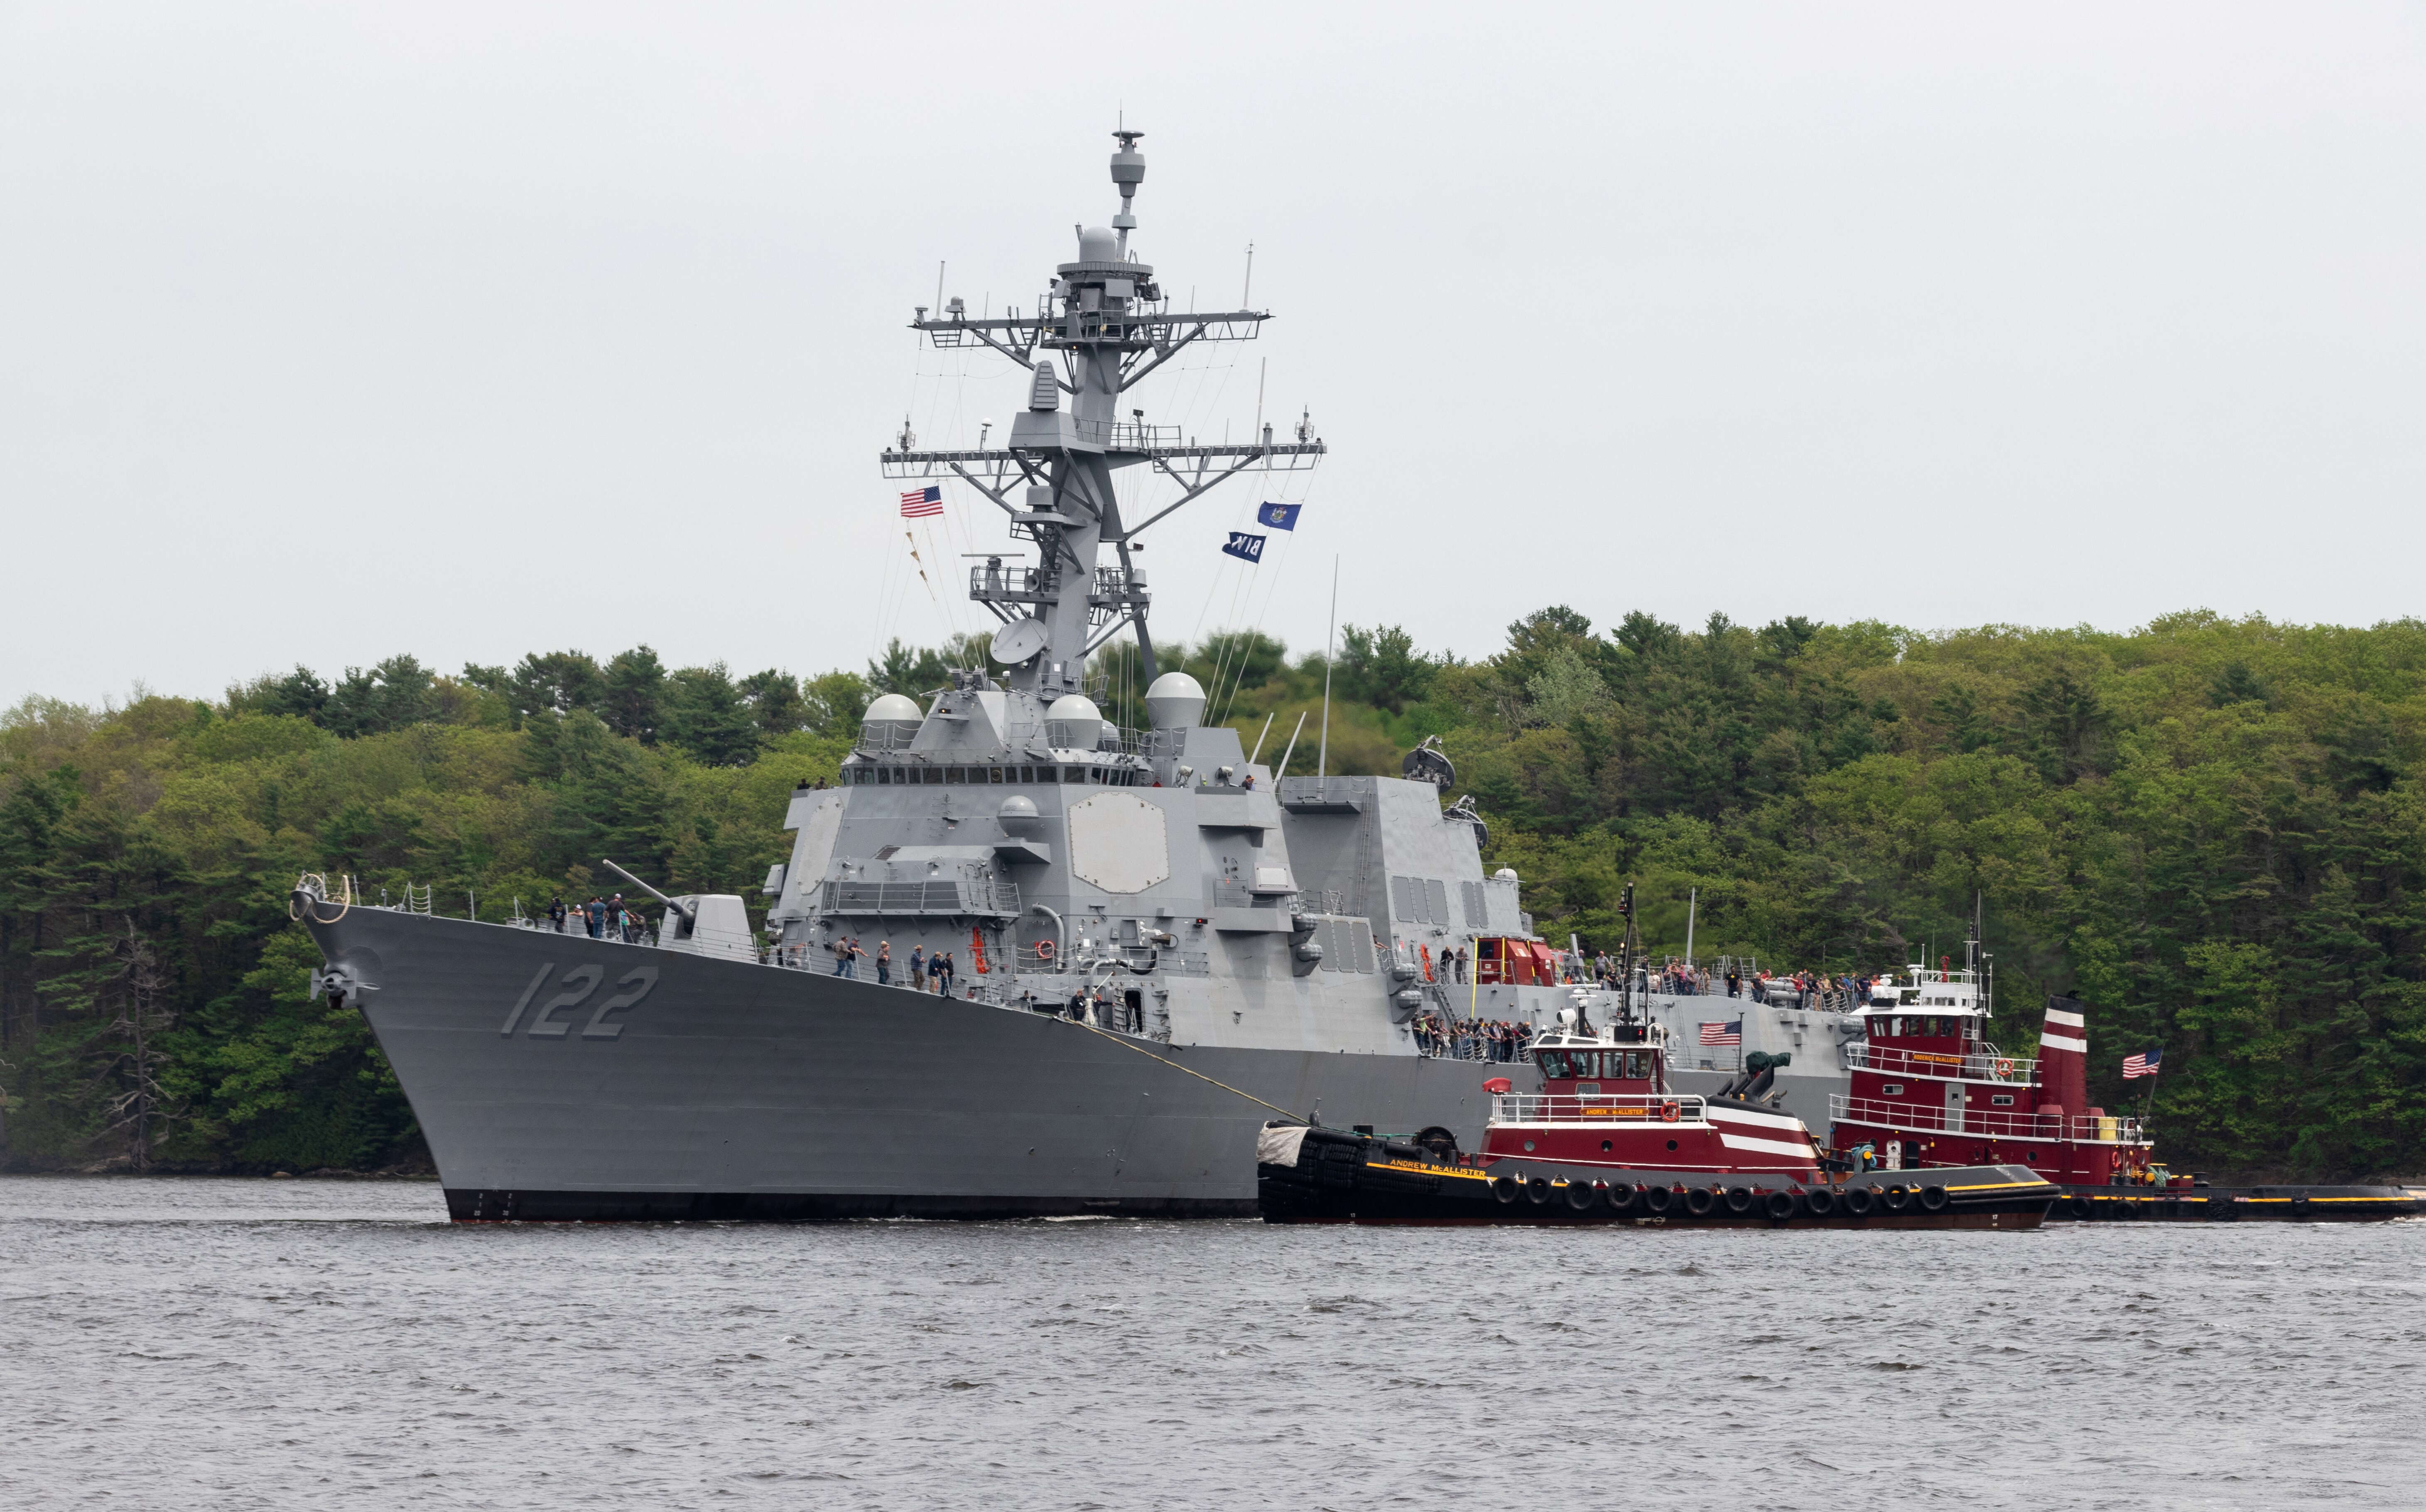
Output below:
[1829,943,2419,1222]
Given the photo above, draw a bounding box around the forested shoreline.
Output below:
[4,607,2421,1180]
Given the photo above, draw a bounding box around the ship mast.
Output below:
[881,130,1324,699]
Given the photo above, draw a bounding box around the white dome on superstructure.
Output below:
[1143,672,1206,730]
[863,694,923,723]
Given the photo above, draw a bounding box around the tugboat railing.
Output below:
[1491,1093,1709,1125]
[1831,1095,2145,1144]
[1844,1044,2037,1083]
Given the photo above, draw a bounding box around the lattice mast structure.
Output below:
[881,130,1324,697]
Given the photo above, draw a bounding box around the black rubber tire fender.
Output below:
[1723,1186,1756,1215]
[1683,1186,1718,1218]
[1605,1183,1641,1213]
[1491,1175,1521,1205]
[1804,1187,1838,1218]
[1565,1181,1601,1213]
[1525,1176,1554,1206]
[1918,1186,1950,1213]
[1880,1184,1913,1213]
[1764,1191,1796,1222]
[1842,1186,1876,1217]
[2068,1194,2095,1219]
[1643,1185,1677,1215]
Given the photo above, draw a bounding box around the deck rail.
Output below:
[1491,1093,1709,1125]
[1830,1095,2145,1144]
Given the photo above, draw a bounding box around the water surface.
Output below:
[3,1176,2418,1510]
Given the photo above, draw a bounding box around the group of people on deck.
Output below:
[1411,1013,1533,1062]
[548,894,644,943]
[827,938,964,995]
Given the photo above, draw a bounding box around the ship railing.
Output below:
[1830,1095,2146,1144]
[1415,1040,1535,1064]
[1492,1093,1709,1125]
[1843,1044,2038,1083]
[819,878,1022,918]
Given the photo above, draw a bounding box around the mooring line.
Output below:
[1053,1015,1308,1125]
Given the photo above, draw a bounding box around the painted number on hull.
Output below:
[499,963,659,1039]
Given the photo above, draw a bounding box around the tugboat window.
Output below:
[1991,1094,2015,1107]
[1666,1140,1678,1152]
[1882,1083,1905,1096]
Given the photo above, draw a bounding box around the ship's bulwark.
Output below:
[310,909,1531,1220]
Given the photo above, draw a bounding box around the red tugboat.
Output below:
[1258,1012,2055,1227]
[1829,956,2421,1222]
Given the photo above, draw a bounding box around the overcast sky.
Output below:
[7,2,2426,709]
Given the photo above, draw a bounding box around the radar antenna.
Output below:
[881,130,1325,695]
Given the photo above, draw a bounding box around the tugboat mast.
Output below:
[881,129,1324,700]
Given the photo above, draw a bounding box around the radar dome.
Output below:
[997,794,1043,838]
[1144,671,1206,730]
[860,693,922,750]
[1077,226,1118,262]
[1044,693,1104,750]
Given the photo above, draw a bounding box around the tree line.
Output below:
[3,607,2421,1179]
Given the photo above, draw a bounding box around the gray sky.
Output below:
[7,2,2426,709]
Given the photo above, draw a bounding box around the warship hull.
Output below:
[311,908,1534,1220]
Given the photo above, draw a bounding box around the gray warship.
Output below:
[294,131,1860,1218]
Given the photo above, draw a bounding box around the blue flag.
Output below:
[1221,531,1267,563]
[1256,501,1302,531]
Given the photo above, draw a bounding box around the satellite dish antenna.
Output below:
[991,616,1050,665]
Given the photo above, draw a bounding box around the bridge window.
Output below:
[1536,1051,1573,1078]
[1065,766,1087,783]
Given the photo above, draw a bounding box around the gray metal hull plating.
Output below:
[313,909,1531,1219]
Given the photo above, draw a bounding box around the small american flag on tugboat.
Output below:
[2123,1048,2162,1079]
[1700,1020,1742,1046]
[899,485,944,517]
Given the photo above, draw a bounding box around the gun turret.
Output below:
[600,857,697,927]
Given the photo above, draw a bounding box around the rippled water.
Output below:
[2,1177,2420,1510]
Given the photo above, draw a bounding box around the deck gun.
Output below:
[600,857,697,929]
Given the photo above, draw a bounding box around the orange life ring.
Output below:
[1994,1057,2014,1080]
[1659,1101,1681,1123]
[1035,939,1055,961]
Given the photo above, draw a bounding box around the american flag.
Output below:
[2123,1048,2162,1079]
[1700,1019,1742,1047]
[899,485,943,518]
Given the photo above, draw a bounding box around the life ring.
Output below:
[1841,1186,1876,1217]
[1659,1101,1681,1123]
[1804,1188,1838,1218]
[1994,1057,2014,1080]
[1723,1186,1756,1215]
[1643,1185,1677,1215]
[1491,1175,1520,1204]
[1764,1191,1797,1222]
[1525,1176,1554,1205]
[1035,939,1055,961]
[1683,1187,1718,1218]
[1919,1186,1950,1213]
[1565,1181,1601,1213]
[1881,1184,1913,1213]
[1605,1184,1640,1213]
